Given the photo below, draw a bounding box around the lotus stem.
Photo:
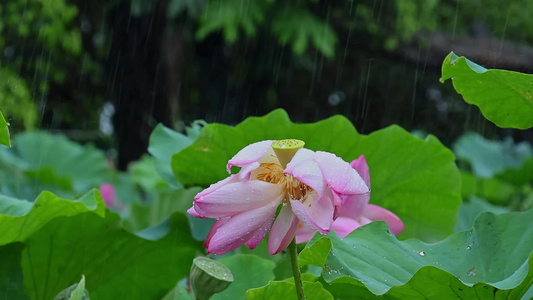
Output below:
[288,238,305,300]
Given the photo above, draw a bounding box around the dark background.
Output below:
[2,0,533,169]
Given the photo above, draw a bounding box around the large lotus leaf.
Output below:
[235,239,289,276]
[454,197,509,232]
[441,52,533,129]
[161,284,193,300]
[245,281,333,300]
[0,111,10,147]
[21,210,202,300]
[322,261,533,300]
[16,132,111,191]
[129,155,169,192]
[172,109,358,186]
[0,191,103,299]
[0,190,105,246]
[172,109,461,241]
[122,186,202,232]
[119,182,213,242]
[453,132,532,178]
[299,209,533,299]
[148,124,195,188]
[0,131,111,199]
[0,243,27,299]
[211,254,276,300]
[0,163,74,200]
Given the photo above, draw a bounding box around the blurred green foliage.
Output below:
[443,0,533,44]
[272,6,337,57]
[126,0,533,59]
[1,0,81,90]
[454,132,532,178]
[0,131,111,200]
[0,67,37,129]
[0,0,104,131]
[1,0,533,162]
[454,132,533,211]
[196,0,270,44]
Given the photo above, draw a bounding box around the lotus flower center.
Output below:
[256,163,313,202]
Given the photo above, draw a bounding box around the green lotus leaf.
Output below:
[454,197,509,232]
[0,191,103,299]
[299,208,533,299]
[212,254,275,300]
[245,281,333,300]
[453,132,531,178]
[122,186,207,239]
[0,190,105,246]
[0,190,202,299]
[148,123,199,188]
[0,131,111,200]
[441,52,533,129]
[161,284,194,300]
[20,211,201,299]
[0,243,26,299]
[172,109,461,241]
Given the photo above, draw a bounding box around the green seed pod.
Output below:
[190,257,233,300]
[272,139,305,168]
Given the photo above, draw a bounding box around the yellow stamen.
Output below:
[286,175,312,200]
[255,163,284,184]
[256,162,313,203]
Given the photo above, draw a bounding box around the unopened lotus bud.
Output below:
[190,257,233,300]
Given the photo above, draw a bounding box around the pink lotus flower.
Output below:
[188,140,372,255]
[296,155,404,242]
[99,183,116,208]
